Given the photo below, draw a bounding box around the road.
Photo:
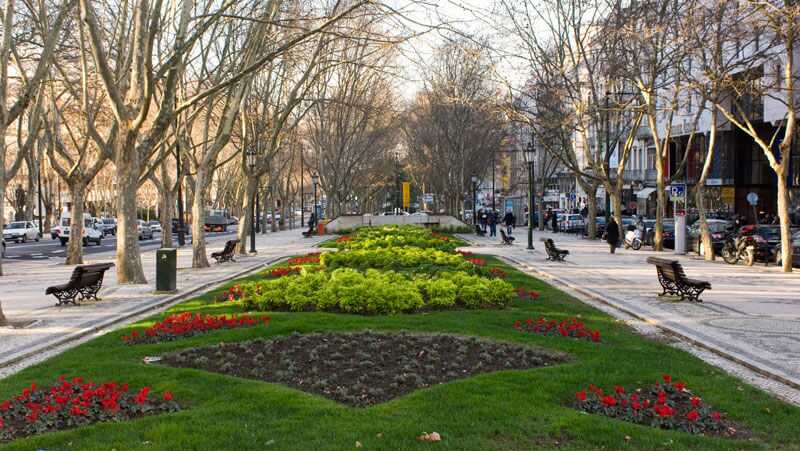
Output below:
[2,229,238,261]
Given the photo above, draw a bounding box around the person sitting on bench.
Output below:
[474,224,486,237]
[302,213,317,238]
[500,229,515,245]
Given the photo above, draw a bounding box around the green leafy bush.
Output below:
[240,268,513,315]
[333,225,462,252]
[320,246,471,271]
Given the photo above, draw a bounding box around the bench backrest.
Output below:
[646,257,684,282]
[223,240,239,254]
[545,239,556,251]
[67,263,114,289]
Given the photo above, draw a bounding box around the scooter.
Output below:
[624,229,642,250]
[721,233,755,266]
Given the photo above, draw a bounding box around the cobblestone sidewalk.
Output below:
[460,229,800,404]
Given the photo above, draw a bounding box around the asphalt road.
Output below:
[2,229,238,261]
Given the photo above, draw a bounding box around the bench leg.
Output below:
[53,289,79,306]
[679,285,706,303]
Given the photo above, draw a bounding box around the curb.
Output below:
[0,255,285,371]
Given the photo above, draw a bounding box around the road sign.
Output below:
[669,184,686,201]
[746,192,759,206]
[423,193,434,204]
[721,187,735,205]
[505,199,513,212]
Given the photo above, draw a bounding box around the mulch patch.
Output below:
[161,330,567,407]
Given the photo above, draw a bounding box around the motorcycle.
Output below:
[721,233,755,266]
[624,229,642,250]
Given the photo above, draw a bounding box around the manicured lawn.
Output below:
[0,256,797,450]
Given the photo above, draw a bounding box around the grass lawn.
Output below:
[0,255,798,450]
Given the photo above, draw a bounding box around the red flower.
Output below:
[513,320,521,329]
[685,410,700,422]
[576,391,587,401]
[631,401,641,410]
[25,411,39,423]
[0,400,10,411]
[674,381,686,392]
[655,405,674,418]
[69,406,86,416]
[0,418,4,429]
[711,411,722,421]
[163,391,173,402]
[662,374,672,384]
[614,385,625,394]
[601,396,617,407]
[690,396,701,407]
[590,331,601,342]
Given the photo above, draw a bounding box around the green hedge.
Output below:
[334,225,461,252]
[320,246,473,272]
[241,268,514,314]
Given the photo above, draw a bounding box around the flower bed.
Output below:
[287,253,321,265]
[514,317,601,342]
[122,313,271,345]
[573,376,744,437]
[0,376,178,443]
[266,266,303,278]
[215,284,244,302]
[240,268,515,314]
[517,288,541,300]
[162,331,566,407]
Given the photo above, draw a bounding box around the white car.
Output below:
[137,220,154,240]
[147,220,162,233]
[3,221,40,243]
[59,215,103,246]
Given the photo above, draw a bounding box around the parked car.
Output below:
[559,214,585,233]
[137,220,154,240]
[644,219,676,249]
[688,219,734,256]
[51,224,62,240]
[99,218,117,236]
[3,221,40,243]
[774,231,800,268]
[147,220,162,233]
[59,214,103,246]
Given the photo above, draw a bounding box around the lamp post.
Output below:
[246,148,257,253]
[300,154,304,228]
[471,175,478,229]
[525,137,536,250]
[312,173,319,223]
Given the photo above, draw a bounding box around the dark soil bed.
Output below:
[162,330,567,407]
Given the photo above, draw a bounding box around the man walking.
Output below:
[502,210,515,236]
[488,210,498,237]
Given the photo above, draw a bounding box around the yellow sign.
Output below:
[402,182,411,209]
[721,187,735,205]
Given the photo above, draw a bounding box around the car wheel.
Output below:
[96,237,102,245]
[21,235,26,243]
[34,236,39,242]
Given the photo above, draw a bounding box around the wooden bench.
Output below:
[45,263,115,306]
[211,239,239,263]
[544,238,569,261]
[500,229,515,245]
[646,257,711,302]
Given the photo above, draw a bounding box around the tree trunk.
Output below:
[115,144,147,284]
[697,115,717,261]
[66,182,86,265]
[159,190,175,248]
[654,166,666,251]
[610,187,623,230]
[537,194,545,231]
[237,177,257,255]
[777,168,793,272]
[0,301,6,326]
[586,189,598,240]
[24,167,35,221]
[191,167,211,268]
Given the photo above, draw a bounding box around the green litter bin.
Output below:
[156,248,177,292]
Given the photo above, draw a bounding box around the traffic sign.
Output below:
[746,192,759,206]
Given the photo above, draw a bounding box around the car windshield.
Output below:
[84,219,93,227]
[707,222,731,232]
[756,227,781,240]
[5,222,26,229]
[102,219,115,224]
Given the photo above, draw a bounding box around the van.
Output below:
[59,213,103,247]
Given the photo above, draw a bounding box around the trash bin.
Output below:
[674,215,687,255]
[156,248,177,292]
[316,221,326,236]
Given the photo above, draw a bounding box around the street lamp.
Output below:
[471,175,478,229]
[246,147,258,253]
[311,173,319,224]
[525,137,536,250]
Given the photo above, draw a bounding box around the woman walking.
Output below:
[606,217,620,254]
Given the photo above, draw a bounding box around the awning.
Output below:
[636,187,657,199]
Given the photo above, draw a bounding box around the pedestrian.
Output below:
[551,211,559,233]
[503,209,515,236]
[480,209,488,233]
[581,205,588,218]
[606,217,620,254]
[488,210,497,237]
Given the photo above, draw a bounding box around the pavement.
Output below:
[459,229,800,403]
[0,228,326,376]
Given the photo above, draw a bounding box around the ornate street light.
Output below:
[525,137,536,250]
[471,175,478,230]
[311,173,320,224]
[246,147,258,253]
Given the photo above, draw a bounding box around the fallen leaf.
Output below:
[376,433,384,439]
[418,432,442,442]
[355,441,363,448]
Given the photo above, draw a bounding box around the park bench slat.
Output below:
[211,239,239,263]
